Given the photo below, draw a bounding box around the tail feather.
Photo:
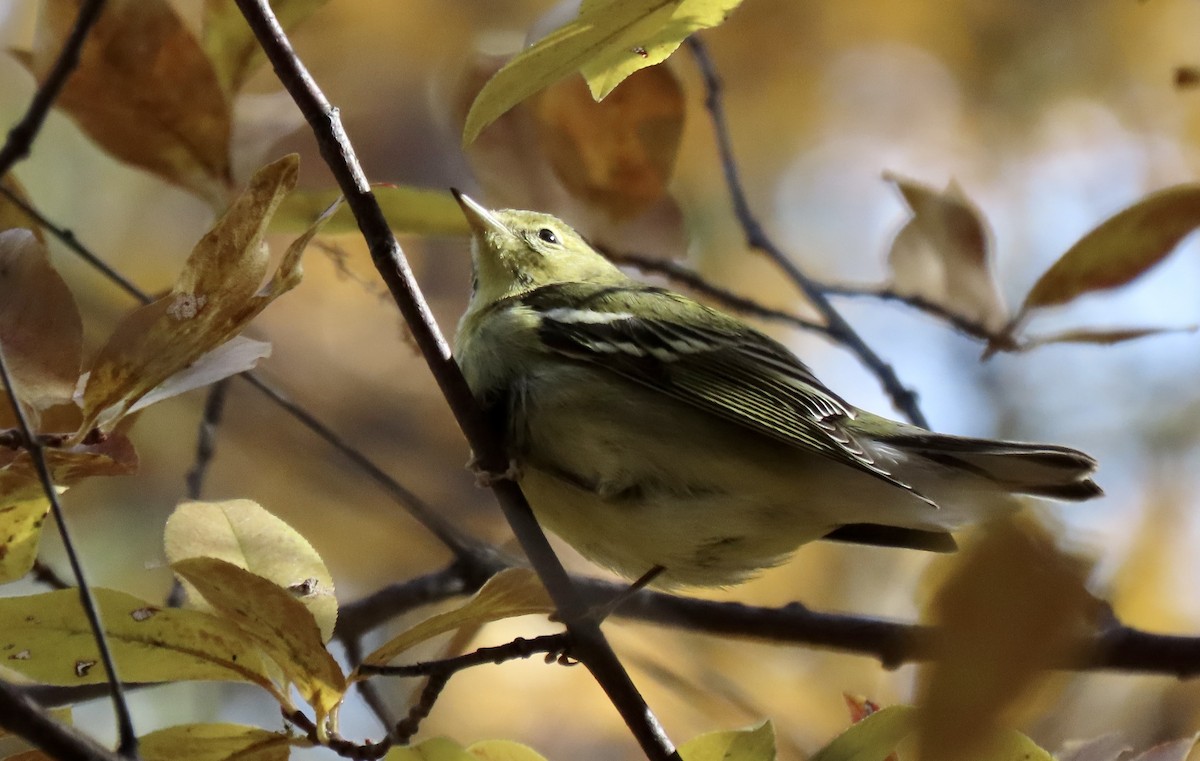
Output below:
[888,434,1101,502]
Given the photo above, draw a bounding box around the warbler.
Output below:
[451,191,1101,588]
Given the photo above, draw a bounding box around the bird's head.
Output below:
[452,190,625,304]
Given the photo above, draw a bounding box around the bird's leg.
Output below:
[584,565,665,623]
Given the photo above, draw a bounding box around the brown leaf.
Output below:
[1016,184,1200,320]
[15,0,232,206]
[1018,325,1197,352]
[917,518,1097,761]
[78,155,301,435]
[885,174,1008,333]
[533,64,684,220]
[202,0,329,95]
[0,230,83,420]
[0,432,138,504]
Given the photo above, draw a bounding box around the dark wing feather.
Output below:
[523,283,929,501]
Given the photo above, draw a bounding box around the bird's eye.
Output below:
[537,228,559,245]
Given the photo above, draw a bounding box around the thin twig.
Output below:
[604,248,830,334]
[819,283,1004,344]
[0,680,125,761]
[687,36,928,428]
[0,0,107,177]
[363,632,571,678]
[0,347,137,757]
[185,378,231,499]
[232,3,678,758]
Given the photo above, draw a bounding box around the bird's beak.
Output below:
[452,189,509,238]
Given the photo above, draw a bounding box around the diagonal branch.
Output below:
[0,346,137,757]
[0,0,107,177]
[687,36,928,428]
[232,3,678,759]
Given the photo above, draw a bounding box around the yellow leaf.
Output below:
[679,721,775,761]
[463,0,744,144]
[0,498,49,584]
[201,0,329,95]
[884,174,1008,333]
[0,588,277,694]
[271,185,467,236]
[916,518,1096,761]
[171,556,346,722]
[14,0,231,206]
[465,739,550,761]
[139,722,298,761]
[165,499,337,643]
[0,230,83,418]
[810,706,916,761]
[359,568,552,670]
[1017,184,1200,318]
[383,737,473,761]
[534,64,683,219]
[577,0,744,99]
[78,155,303,435]
[3,752,56,761]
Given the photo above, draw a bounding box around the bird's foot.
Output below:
[468,453,523,488]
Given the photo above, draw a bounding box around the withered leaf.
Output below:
[885,174,1008,334]
[77,155,305,435]
[0,230,83,420]
[15,0,232,207]
[1016,184,1200,320]
[534,64,683,220]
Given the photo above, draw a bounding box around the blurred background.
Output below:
[2,0,1200,758]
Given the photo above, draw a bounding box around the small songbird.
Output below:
[451,191,1101,588]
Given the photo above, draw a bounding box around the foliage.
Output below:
[1,0,1200,760]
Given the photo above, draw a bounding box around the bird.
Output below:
[451,190,1101,588]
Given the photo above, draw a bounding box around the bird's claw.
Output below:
[468,454,522,488]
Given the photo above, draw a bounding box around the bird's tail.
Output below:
[884,432,1102,501]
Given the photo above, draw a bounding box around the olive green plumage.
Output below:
[452,191,1100,587]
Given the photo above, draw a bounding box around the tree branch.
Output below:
[233,3,678,758]
[0,346,137,756]
[0,0,106,177]
[687,36,928,428]
[0,681,125,761]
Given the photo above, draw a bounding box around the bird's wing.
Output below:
[523,282,929,500]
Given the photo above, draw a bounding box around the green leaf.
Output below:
[679,721,775,761]
[271,186,469,236]
[0,498,49,584]
[139,723,299,761]
[0,588,277,694]
[383,738,474,761]
[1017,184,1200,318]
[463,0,745,145]
[164,499,337,643]
[465,739,551,761]
[810,706,917,761]
[359,568,552,670]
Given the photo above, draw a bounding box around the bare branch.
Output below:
[0,346,137,756]
[604,248,829,334]
[232,3,678,758]
[687,36,928,428]
[0,680,125,761]
[0,0,107,177]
